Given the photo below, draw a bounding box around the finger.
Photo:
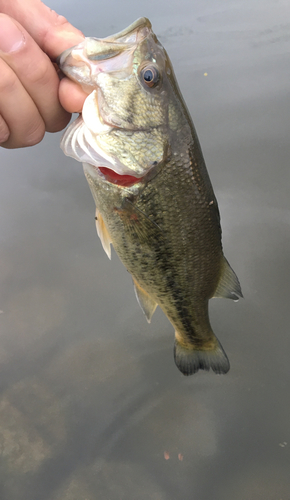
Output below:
[59,78,87,113]
[0,115,10,144]
[0,57,45,148]
[0,14,70,134]
[0,0,84,58]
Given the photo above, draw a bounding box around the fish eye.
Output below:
[141,66,160,88]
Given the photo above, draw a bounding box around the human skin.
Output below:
[0,0,87,148]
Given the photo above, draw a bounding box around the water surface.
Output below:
[1,1,290,498]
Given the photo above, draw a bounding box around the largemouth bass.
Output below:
[58,18,242,376]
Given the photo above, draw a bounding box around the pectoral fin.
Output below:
[95,209,112,259]
[133,279,157,323]
[213,257,243,301]
[114,198,163,246]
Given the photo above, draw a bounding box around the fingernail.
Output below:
[0,15,25,53]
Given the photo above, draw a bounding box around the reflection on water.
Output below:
[1,0,290,498]
[1,380,67,474]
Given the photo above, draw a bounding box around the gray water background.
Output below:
[1,0,290,498]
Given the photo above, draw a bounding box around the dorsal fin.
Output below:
[95,209,112,259]
[213,257,243,301]
[133,278,158,323]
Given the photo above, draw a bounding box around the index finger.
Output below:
[0,0,84,58]
[0,1,88,115]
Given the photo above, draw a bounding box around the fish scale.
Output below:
[85,149,226,355]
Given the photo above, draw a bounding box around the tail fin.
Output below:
[174,336,230,376]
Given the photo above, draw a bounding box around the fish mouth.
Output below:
[104,18,152,42]
[57,18,152,91]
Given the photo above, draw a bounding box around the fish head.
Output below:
[59,18,190,181]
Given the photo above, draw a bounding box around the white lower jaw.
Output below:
[60,90,122,170]
[60,112,136,176]
[82,162,102,179]
[82,90,112,135]
[60,89,154,179]
[60,115,116,170]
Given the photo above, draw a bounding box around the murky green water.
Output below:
[1,1,290,498]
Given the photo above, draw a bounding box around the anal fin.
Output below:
[133,279,157,323]
[213,257,243,301]
[95,209,112,260]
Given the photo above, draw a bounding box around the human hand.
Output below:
[0,0,87,149]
